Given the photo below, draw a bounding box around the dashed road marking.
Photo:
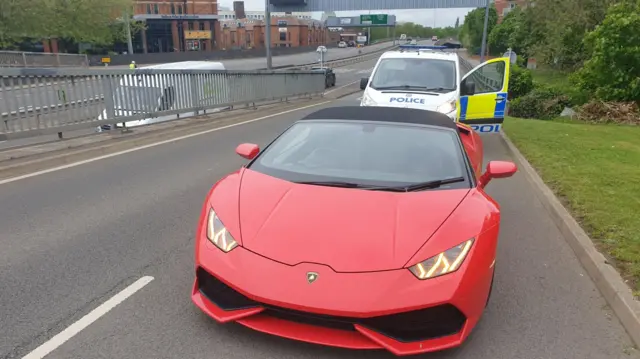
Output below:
[21,276,155,359]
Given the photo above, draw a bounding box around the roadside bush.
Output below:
[576,100,640,125]
[574,0,640,102]
[508,65,534,100]
[509,85,571,119]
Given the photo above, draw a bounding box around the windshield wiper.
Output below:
[294,181,368,189]
[373,85,454,93]
[379,176,466,192]
[294,177,465,192]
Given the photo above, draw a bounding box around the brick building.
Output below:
[41,0,329,54]
[131,0,221,53]
[218,17,329,50]
[494,0,529,22]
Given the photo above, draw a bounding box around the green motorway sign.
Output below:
[360,14,388,25]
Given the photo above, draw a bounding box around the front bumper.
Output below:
[192,240,494,356]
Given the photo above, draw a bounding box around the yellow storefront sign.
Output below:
[184,30,212,40]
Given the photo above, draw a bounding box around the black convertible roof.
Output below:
[301,106,458,130]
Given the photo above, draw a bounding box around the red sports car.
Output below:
[192,106,517,356]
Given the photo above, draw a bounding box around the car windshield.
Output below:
[248,120,469,189]
[369,58,457,92]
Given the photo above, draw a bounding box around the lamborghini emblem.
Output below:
[306,272,319,284]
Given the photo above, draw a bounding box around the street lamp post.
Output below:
[124,10,134,54]
[479,0,490,63]
[265,0,272,69]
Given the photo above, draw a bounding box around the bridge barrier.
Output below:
[0,68,325,141]
[0,51,89,68]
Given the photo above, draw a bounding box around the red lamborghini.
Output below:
[192,106,517,356]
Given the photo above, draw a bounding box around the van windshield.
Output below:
[369,58,457,92]
[113,86,162,112]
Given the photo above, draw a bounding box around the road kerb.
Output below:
[499,130,640,348]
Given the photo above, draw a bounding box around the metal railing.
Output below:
[0,51,90,68]
[0,68,325,140]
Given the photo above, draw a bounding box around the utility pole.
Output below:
[479,0,490,63]
[124,8,134,54]
[265,0,272,69]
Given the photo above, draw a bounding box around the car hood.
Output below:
[236,169,470,273]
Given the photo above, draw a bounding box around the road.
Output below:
[1,92,639,358]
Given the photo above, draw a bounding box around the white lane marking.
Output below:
[0,101,331,186]
[21,276,154,359]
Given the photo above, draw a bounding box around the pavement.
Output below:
[1,46,638,359]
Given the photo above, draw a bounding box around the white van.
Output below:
[96,61,228,132]
[360,46,461,120]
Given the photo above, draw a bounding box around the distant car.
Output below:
[410,39,418,45]
[338,41,347,48]
[348,41,356,47]
[311,66,336,88]
[191,106,518,356]
[432,35,439,42]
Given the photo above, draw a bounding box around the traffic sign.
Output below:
[360,14,388,25]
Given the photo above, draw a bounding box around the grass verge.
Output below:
[503,117,640,296]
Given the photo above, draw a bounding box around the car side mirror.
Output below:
[360,77,369,90]
[461,79,476,96]
[235,143,260,160]
[478,161,517,188]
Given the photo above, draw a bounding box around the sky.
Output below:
[219,0,474,28]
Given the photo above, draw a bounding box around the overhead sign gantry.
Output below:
[268,0,488,11]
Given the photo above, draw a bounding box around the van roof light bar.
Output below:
[398,45,448,53]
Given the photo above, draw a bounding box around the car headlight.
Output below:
[436,99,457,114]
[206,208,239,252]
[408,239,474,280]
[361,92,377,106]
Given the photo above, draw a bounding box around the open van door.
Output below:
[456,57,510,133]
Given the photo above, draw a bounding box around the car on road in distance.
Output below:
[410,39,418,45]
[191,106,518,356]
[359,45,511,134]
[338,41,347,48]
[310,66,336,88]
[432,35,438,42]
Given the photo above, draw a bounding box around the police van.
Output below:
[359,45,510,133]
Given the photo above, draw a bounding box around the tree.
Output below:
[392,22,459,39]
[459,6,497,54]
[48,0,142,45]
[575,0,640,102]
[0,0,52,47]
[487,7,536,58]
[524,0,619,69]
[0,0,143,49]
[455,17,460,28]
